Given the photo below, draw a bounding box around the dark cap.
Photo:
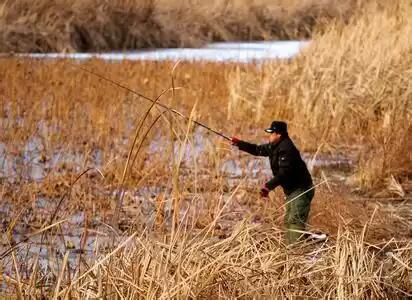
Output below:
[264,121,288,134]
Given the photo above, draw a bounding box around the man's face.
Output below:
[268,132,282,144]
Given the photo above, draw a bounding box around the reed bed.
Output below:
[1,1,411,298]
[0,0,360,53]
[1,209,411,298]
[60,226,412,299]
[229,0,412,191]
[0,56,411,296]
[1,58,411,297]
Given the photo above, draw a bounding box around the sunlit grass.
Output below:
[0,0,359,52]
[0,0,411,298]
[229,0,412,190]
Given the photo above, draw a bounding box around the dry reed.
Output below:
[0,0,360,53]
[0,1,411,298]
[228,0,412,191]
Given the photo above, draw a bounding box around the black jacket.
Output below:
[237,135,313,195]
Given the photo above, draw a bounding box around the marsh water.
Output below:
[18,41,309,63]
[0,40,380,285]
[0,122,355,282]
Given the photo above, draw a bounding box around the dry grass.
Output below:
[64,227,411,299]
[1,203,411,298]
[229,0,412,191]
[0,57,411,297]
[0,0,360,53]
[0,1,411,298]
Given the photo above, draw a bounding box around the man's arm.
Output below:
[265,148,295,190]
[232,138,271,157]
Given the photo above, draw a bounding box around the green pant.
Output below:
[285,187,314,244]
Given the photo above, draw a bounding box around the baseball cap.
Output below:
[264,121,288,134]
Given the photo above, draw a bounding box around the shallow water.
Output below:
[15,41,309,63]
[2,40,411,294]
[0,129,353,183]
[0,39,356,284]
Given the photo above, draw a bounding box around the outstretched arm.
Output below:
[231,137,271,157]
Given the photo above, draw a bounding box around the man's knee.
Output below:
[286,203,310,226]
[286,190,312,223]
[284,188,315,243]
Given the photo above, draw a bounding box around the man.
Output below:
[231,121,318,244]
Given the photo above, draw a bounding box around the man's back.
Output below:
[231,120,317,243]
[270,136,312,195]
[236,135,312,195]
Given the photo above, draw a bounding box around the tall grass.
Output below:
[0,0,360,52]
[1,58,411,295]
[228,0,412,190]
[1,1,411,297]
[3,217,412,298]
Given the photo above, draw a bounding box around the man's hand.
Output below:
[260,185,270,198]
[231,136,241,146]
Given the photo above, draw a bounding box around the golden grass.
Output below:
[0,56,411,296]
[63,225,411,299]
[0,0,360,52]
[3,209,411,298]
[0,1,411,298]
[229,0,412,190]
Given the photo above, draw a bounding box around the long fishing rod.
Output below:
[67,62,231,141]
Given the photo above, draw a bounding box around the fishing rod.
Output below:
[67,62,231,141]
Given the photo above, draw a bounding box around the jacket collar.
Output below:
[271,134,289,147]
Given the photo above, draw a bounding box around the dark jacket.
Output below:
[237,135,313,195]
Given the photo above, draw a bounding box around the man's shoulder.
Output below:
[279,137,300,153]
[279,136,294,148]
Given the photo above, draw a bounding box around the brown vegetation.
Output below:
[229,0,412,191]
[0,56,410,297]
[0,0,360,53]
[0,0,411,298]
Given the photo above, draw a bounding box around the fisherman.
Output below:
[231,121,323,244]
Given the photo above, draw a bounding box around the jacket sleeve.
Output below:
[237,140,271,157]
[265,148,296,190]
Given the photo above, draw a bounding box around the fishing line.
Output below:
[67,62,231,141]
